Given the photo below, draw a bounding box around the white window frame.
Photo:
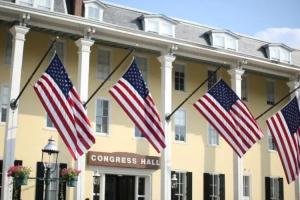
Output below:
[266,79,275,105]
[45,113,55,129]
[174,109,187,143]
[208,125,219,146]
[209,173,221,199]
[243,175,251,200]
[174,63,186,92]
[267,46,292,64]
[95,98,110,136]
[172,171,187,200]
[210,32,238,51]
[0,84,9,124]
[270,177,280,200]
[96,47,112,80]
[134,55,149,85]
[267,131,277,152]
[84,1,105,21]
[16,0,55,11]
[143,17,176,38]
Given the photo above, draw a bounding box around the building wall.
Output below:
[0,26,297,200]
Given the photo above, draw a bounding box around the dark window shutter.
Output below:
[0,160,3,198]
[58,163,67,200]
[171,171,176,200]
[186,172,192,200]
[279,178,284,200]
[219,174,225,200]
[13,160,23,200]
[35,162,45,200]
[265,177,271,200]
[203,173,211,200]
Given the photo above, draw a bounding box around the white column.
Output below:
[286,78,300,200]
[158,53,176,200]
[228,67,245,200]
[1,25,29,200]
[74,38,94,200]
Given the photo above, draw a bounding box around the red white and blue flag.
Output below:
[194,79,263,157]
[109,58,165,153]
[267,97,300,183]
[34,54,96,160]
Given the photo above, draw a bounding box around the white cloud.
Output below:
[254,27,300,49]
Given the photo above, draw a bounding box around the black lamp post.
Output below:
[41,137,59,200]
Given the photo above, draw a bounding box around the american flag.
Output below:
[109,58,165,152]
[266,97,300,183]
[34,54,95,160]
[194,79,263,157]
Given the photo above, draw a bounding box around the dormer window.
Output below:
[84,0,106,21]
[142,15,177,38]
[209,30,239,51]
[266,44,292,64]
[16,0,53,10]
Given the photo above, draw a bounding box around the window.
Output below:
[46,113,54,128]
[143,15,176,37]
[171,171,192,200]
[208,70,218,89]
[0,85,9,123]
[17,0,33,6]
[265,177,283,200]
[137,177,146,200]
[97,49,111,80]
[174,64,185,91]
[266,80,275,105]
[93,172,101,200]
[35,162,67,200]
[210,32,238,51]
[37,0,51,10]
[50,40,64,63]
[4,33,12,65]
[267,45,292,64]
[135,56,148,83]
[241,76,248,101]
[208,125,219,146]
[135,126,145,138]
[174,110,186,142]
[84,1,105,21]
[96,99,109,134]
[243,176,250,200]
[204,173,225,200]
[268,132,277,151]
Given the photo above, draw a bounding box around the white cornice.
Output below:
[0,1,299,77]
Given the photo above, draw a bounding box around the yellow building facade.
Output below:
[0,0,300,200]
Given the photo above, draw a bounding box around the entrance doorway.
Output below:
[105,175,135,200]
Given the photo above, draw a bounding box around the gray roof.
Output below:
[99,1,300,66]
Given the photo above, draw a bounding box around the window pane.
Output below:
[96,99,109,134]
[17,0,33,6]
[135,56,148,83]
[243,176,250,197]
[270,48,280,61]
[1,107,7,123]
[97,49,111,80]
[135,126,144,138]
[208,70,217,89]
[226,36,236,50]
[146,19,159,33]
[46,114,54,128]
[214,34,225,48]
[161,21,173,36]
[175,111,186,142]
[208,125,219,145]
[241,77,247,101]
[88,6,100,20]
[174,64,185,91]
[138,177,145,195]
[280,49,290,63]
[37,0,51,10]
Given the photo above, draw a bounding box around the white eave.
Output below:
[0,1,299,78]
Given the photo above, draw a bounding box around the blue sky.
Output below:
[106,0,300,48]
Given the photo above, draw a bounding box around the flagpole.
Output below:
[83,48,135,107]
[165,66,222,121]
[255,84,300,120]
[10,38,58,110]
